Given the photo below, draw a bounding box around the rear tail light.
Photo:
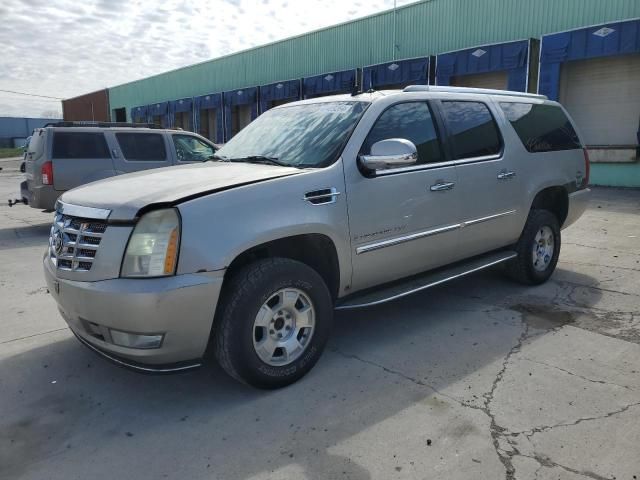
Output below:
[41,161,53,185]
[582,148,590,188]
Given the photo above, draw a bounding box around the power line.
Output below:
[0,95,62,102]
[0,89,63,100]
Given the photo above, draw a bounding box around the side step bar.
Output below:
[335,250,517,310]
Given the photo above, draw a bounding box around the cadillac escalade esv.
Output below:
[44,86,590,388]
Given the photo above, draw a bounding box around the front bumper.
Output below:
[563,188,591,229]
[44,254,225,370]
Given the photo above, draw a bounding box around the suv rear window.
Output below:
[440,101,502,160]
[499,103,582,152]
[116,133,167,161]
[52,132,110,159]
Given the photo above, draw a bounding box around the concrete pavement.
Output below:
[1,162,638,480]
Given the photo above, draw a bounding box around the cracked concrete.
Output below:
[0,162,639,480]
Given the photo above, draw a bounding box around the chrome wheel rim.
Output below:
[532,225,554,272]
[252,288,315,366]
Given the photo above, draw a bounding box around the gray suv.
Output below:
[43,87,590,388]
[22,123,218,210]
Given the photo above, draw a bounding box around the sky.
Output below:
[0,0,417,118]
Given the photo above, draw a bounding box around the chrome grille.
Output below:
[49,211,108,272]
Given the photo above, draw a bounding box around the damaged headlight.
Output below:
[121,208,180,278]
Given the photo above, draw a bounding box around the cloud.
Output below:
[0,0,417,117]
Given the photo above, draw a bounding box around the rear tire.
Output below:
[505,209,560,285]
[213,258,333,389]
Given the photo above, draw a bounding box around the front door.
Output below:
[436,99,523,258]
[345,101,461,292]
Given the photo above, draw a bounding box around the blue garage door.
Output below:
[259,79,301,114]
[148,102,169,127]
[362,57,429,90]
[194,93,224,144]
[539,19,640,101]
[437,39,530,92]
[303,69,358,98]
[168,97,193,131]
[131,105,149,123]
[223,87,258,141]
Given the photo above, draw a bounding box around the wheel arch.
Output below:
[529,185,569,227]
[223,233,342,301]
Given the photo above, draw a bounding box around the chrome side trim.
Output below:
[57,201,111,220]
[73,332,202,373]
[335,252,517,310]
[463,210,516,227]
[356,210,516,255]
[356,223,460,255]
[373,154,502,176]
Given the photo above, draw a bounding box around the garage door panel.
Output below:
[560,54,640,147]
[451,71,509,90]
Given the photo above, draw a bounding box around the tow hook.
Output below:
[8,198,27,207]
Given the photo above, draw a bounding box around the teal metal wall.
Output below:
[109,0,640,115]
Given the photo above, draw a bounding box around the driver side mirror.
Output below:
[359,138,418,173]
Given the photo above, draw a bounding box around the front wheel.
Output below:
[505,209,561,285]
[213,258,333,389]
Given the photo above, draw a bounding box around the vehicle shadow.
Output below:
[0,267,601,480]
[0,223,50,251]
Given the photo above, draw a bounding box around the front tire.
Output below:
[506,209,561,285]
[213,258,333,389]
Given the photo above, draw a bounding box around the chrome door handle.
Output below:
[497,171,516,180]
[430,181,455,192]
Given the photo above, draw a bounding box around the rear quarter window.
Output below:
[52,132,110,159]
[440,101,502,160]
[116,133,167,161]
[26,130,45,158]
[499,103,582,152]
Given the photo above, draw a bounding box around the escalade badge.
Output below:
[53,231,64,256]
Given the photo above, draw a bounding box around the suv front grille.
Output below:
[49,212,108,272]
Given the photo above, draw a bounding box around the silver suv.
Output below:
[43,87,590,388]
[22,123,218,210]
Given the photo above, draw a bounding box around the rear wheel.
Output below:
[505,209,561,285]
[213,258,333,389]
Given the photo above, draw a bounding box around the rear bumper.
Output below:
[44,254,225,368]
[25,183,60,210]
[563,188,590,229]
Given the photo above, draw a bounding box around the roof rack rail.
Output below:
[43,121,162,129]
[402,85,547,100]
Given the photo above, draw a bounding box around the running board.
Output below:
[335,250,517,310]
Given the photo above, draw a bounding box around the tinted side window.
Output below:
[440,101,502,159]
[173,134,216,162]
[499,103,582,152]
[361,102,443,164]
[52,132,110,159]
[116,133,167,161]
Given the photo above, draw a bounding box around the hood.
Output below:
[60,162,302,222]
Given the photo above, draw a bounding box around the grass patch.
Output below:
[0,148,24,159]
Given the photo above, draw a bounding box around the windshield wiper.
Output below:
[208,153,228,161]
[227,155,290,167]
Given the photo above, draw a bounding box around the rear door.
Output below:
[436,99,523,258]
[51,130,115,191]
[112,131,172,173]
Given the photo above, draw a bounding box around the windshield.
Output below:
[216,101,369,168]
